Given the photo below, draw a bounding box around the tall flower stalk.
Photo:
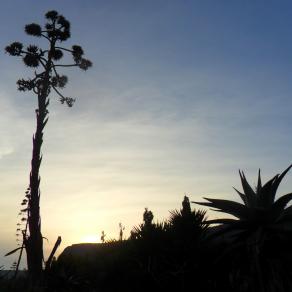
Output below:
[5,10,92,280]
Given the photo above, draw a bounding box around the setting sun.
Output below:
[80,234,100,243]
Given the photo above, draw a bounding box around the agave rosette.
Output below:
[194,165,292,238]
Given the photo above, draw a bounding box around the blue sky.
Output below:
[0,0,292,268]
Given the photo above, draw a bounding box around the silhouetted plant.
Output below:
[130,208,167,240]
[169,195,207,240]
[119,223,125,241]
[5,10,92,282]
[53,199,213,292]
[165,196,209,291]
[143,208,154,226]
[195,165,292,291]
[101,230,106,243]
[4,187,30,279]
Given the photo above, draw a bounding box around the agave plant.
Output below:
[5,10,91,281]
[195,165,292,292]
[195,165,292,237]
[168,196,208,254]
[130,208,169,241]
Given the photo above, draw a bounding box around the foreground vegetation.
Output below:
[1,165,292,292]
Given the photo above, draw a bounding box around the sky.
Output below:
[0,0,292,268]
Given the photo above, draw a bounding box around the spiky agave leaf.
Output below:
[257,175,278,208]
[206,219,251,241]
[5,247,22,257]
[269,193,292,222]
[169,207,208,237]
[195,197,249,220]
[195,165,292,243]
[239,170,257,207]
[277,205,292,222]
[205,218,238,225]
[257,169,262,191]
[233,187,248,205]
[269,164,292,204]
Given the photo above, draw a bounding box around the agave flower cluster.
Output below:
[15,187,30,245]
[5,10,92,107]
[4,187,31,275]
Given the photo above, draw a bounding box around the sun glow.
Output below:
[81,234,100,243]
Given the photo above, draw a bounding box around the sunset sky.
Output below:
[0,0,292,268]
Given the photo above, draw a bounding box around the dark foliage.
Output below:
[195,165,292,292]
[55,197,212,292]
[25,23,42,37]
[1,190,292,291]
[52,172,292,292]
[5,42,23,56]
